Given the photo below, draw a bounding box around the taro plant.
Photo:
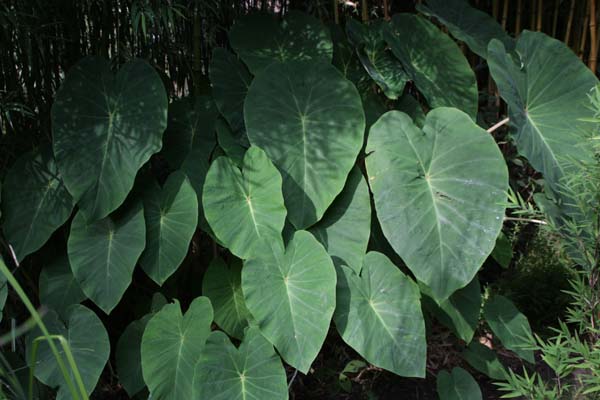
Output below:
[0,2,599,399]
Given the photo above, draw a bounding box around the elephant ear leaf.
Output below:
[346,19,408,99]
[366,109,507,301]
[334,252,426,377]
[194,327,288,400]
[245,60,365,229]
[203,146,287,259]
[202,257,251,339]
[487,32,598,192]
[139,171,198,285]
[26,305,110,400]
[141,297,213,400]
[52,56,167,221]
[1,146,74,261]
[483,295,535,363]
[242,231,337,373]
[417,0,514,58]
[437,367,482,400]
[39,255,86,318]
[68,201,146,313]
[384,14,478,118]
[229,11,332,75]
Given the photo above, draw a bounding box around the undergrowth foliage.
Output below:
[0,2,599,400]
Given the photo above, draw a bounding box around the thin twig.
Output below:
[487,117,510,133]
[288,369,299,390]
[504,216,548,225]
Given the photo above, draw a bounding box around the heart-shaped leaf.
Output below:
[437,367,482,400]
[39,255,86,318]
[116,314,151,397]
[194,327,288,400]
[203,146,286,259]
[229,11,333,75]
[162,96,218,170]
[417,0,514,58]
[1,146,74,261]
[483,295,535,363]
[68,201,146,313]
[202,257,251,339]
[421,276,481,344]
[139,171,198,285]
[334,251,426,377]
[242,231,336,373]
[462,342,506,381]
[309,166,371,273]
[346,19,408,99]
[210,49,252,133]
[384,14,478,118]
[488,32,598,191]
[52,56,167,221]
[141,297,213,400]
[216,119,246,166]
[245,60,365,228]
[26,305,110,400]
[366,109,507,300]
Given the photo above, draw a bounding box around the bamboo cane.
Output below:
[501,0,509,30]
[552,0,560,37]
[333,0,339,24]
[530,0,536,30]
[362,0,369,22]
[537,0,543,32]
[590,0,598,72]
[383,0,390,20]
[565,0,576,45]
[580,1,591,60]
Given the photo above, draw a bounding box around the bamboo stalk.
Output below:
[565,0,576,45]
[492,0,499,20]
[552,0,560,37]
[516,0,523,35]
[536,0,543,32]
[501,0,509,30]
[530,0,536,30]
[580,0,591,60]
[333,0,339,24]
[362,0,369,22]
[590,0,598,73]
[383,0,390,20]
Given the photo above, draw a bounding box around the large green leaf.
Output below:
[52,56,167,221]
[242,231,336,373]
[194,327,288,400]
[334,251,426,377]
[26,305,110,400]
[139,171,198,285]
[309,166,371,273]
[116,314,151,397]
[462,341,506,381]
[39,255,86,318]
[245,60,365,228]
[216,118,246,166]
[436,367,482,400]
[417,0,514,58]
[162,96,218,170]
[210,49,252,132]
[346,19,408,99]
[203,146,286,259]
[181,124,217,232]
[384,14,478,118]
[330,24,368,87]
[202,257,251,339]
[421,276,481,343]
[483,295,535,363]
[487,32,599,191]
[141,297,213,400]
[229,11,332,75]
[68,202,146,313]
[366,109,507,300]
[1,147,73,261]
